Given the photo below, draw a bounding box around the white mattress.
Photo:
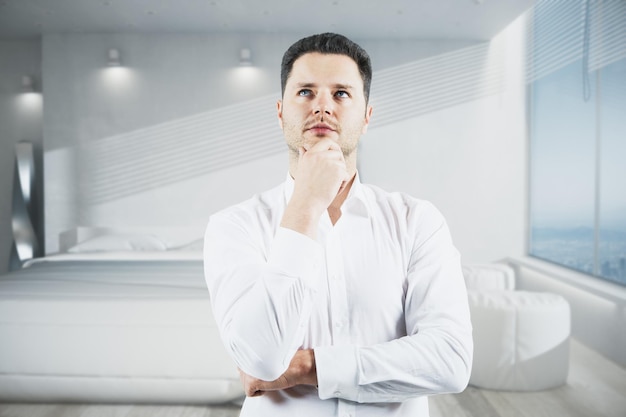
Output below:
[0,253,243,403]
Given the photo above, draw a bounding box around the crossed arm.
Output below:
[236,140,344,397]
[206,207,472,401]
[238,349,317,397]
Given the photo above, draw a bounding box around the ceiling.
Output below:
[0,0,534,41]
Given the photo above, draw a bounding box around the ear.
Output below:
[361,105,373,134]
[277,99,284,130]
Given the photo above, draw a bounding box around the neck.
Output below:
[330,172,356,208]
[328,173,355,225]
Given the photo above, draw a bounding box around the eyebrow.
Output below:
[294,82,355,90]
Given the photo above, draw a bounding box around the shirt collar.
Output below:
[283,171,370,219]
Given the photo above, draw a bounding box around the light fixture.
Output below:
[21,75,34,93]
[239,47,252,66]
[107,48,121,66]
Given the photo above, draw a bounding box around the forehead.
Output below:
[287,52,363,89]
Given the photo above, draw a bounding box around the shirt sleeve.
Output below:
[315,203,473,403]
[204,211,324,381]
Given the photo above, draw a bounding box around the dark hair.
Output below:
[280,33,372,103]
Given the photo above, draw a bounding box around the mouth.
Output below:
[306,123,336,135]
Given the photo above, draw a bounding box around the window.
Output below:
[529,0,626,285]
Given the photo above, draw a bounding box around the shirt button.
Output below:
[334,390,341,397]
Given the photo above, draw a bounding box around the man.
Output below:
[204,33,472,416]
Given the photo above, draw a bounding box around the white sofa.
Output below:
[463,263,571,391]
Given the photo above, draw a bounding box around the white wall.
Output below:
[0,27,528,266]
[361,95,526,264]
[361,20,527,263]
[0,40,42,273]
[44,32,521,258]
[42,33,293,253]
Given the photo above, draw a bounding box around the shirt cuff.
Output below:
[315,344,360,402]
[267,227,324,284]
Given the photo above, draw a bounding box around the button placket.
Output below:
[325,230,350,345]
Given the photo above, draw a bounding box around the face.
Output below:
[277,52,372,160]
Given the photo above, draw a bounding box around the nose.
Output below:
[313,91,333,116]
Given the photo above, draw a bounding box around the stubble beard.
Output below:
[286,140,357,160]
[284,121,360,160]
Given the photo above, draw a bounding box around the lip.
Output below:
[306,123,336,134]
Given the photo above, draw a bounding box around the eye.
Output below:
[335,90,350,98]
[298,89,312,97]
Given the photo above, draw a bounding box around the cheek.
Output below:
[344,116,367,136]
[281,115,299,133]
[279,109,298,128]
[281,116,304,143]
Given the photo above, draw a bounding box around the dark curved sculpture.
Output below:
[10,141,40,270]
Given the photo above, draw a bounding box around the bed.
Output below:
[0,228,243,404]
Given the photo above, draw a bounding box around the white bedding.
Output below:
[0,252,243,404]
[23,250,204,266]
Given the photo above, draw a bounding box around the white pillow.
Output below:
[462,263,516,291]
[67,234,168,253]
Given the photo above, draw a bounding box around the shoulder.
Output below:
[361,183,448,244]
[362,183,444,223]
[207,183,285,233]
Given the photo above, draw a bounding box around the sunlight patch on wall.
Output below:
[83,94,281,204]
[83,39,509,205]
[370,40,505,129]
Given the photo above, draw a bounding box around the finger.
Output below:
[308,138,340,152]
[327,140,342,152]
[244,379,263,397]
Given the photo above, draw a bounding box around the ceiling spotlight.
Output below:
[107,48,121,66]
[21,75,34,92]
[240,48,252,66]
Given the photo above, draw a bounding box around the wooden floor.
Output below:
[1,339,625,417]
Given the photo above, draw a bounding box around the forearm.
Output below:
[225,267,317,381]
[315,328,472,403]
[315,217,473,403]
[280,198,325,240]
[282,141,354,238]
[205,219,324,381]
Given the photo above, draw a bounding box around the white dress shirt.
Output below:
[204,174,473,417]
